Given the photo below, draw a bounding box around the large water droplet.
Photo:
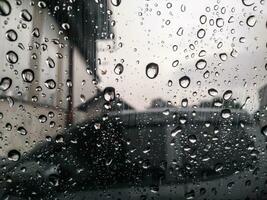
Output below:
[20,9,32,22]
[8,150,20,162]
[6,51,18,64]
[179,76,190,88]
[45,79,56,89]
[246,15,257,27]
[0,0,11,16]
[22,69,34,83]
[0,77,12,91]
[6,29,17,42]
[146,63,159,79]
[195,59,207,70]
[114,63,124,75]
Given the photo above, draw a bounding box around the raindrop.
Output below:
[61,23,70,30]
[0,0,11,16]
[8,150,20,162]
[179,76,190,88]
[200,15,207,24]
[188,135,197,143]
[195,59,207,70]
[172,60,179,67]
[46,57,55,68]
[114,63,124,75]
[22,69,34,83]
[6,29,17,42]
[45,79,56,89]
[146,63,159,79]
[221,109,231,119]
[17,126,27,135]
[20,9,32,22]
[32,28,40,37]
[223,90,232,100]
[177,27,184,36]
[39,115,47,123]
[104,87,115,102]
[208,88,218,97]
[6,51,18,64]
[197,29,206,39]
[261,125,267,136]
[242,0,255,6]
[246,15,257,27]
[219,53,228,61]
[111,0,121,6]
[216,18,224,28]
[0,77,12,91]
[181,98,188,107]
[38,1,47,8]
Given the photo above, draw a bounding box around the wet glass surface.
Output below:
[0,0,267,199]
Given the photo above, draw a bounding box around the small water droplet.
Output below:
[17,126,27,135]
[197,29,206,39]
[46,57,55,68]
[104,87,115,102]
[0,77,12,91]
[221,109,231,119]
[246,15,257,27]
[208,88,218,97]
[146,63,159,79]
[39,115,47,123]
[8,150,20,162]
[179,76,190,88]
[45,79,56,89]
[223,90,232,100]
[216,18,224,28]
[6,29,17,41]
[6,51,18,64]
[196,59,207,70]
[242,0,255,6]
[111,0,121,6]
[219,53,228,61]
[114,63,124,75]
[20,9,32,22]
[261,125,267,136]
[22,69,34,83]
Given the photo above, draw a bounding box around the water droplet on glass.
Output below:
[246,15,257,27]
[195,59,207,70]
[46,57,55,68]
[17,126,27,135]
[208,88,218,97]
[261,125,267,137]
[179,76,190,88]
[6,29,17,41]
[114,63,124,75]
[146,63,159,79]
[219,53,228,61]
[39,115,47,123]
[61,23,70,30]
[188,135,197,143]
[0,77,12,91]
[197,29,206,39]
[172,60,179,67]
[221,109,231,119]
[111,0,121,6]
[22,69,34,83]
[0,0,11,16]
[20,9,32,22]
[177,27,184,36]
[6,51,18,64]
[38,1,47,8]
[32,28,40,37]
[216,18,224,28]
[45,79,56,89]
[8,150,20,162]
[104,87,115,102]
[242,0,255,6]
[200,15,207,24]
[223,90,232,100]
